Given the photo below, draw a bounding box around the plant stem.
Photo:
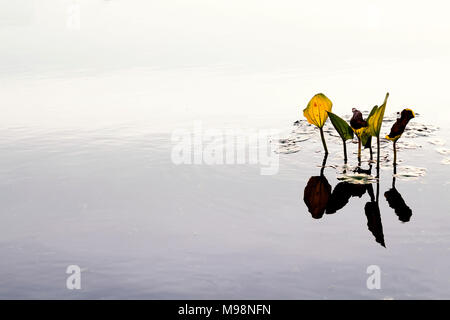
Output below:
[393,164,397,188]
[342,138,347,164]
[376,180,380,203]
[320,153,328,176]
[393,141,397,165]
[357,137,361,166]
[319,127,328,155]
[376,135,380,170]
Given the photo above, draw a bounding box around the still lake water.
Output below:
[1,1,450,299]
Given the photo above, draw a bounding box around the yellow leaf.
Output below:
[303,93,333,128]
[367,93,389,137]
[385,134,401,142]
[352,127,367,138]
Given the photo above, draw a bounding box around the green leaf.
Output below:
[367,93,389,137]
[364,107,377,149]
[327,112,354,141]
[366,105,378,122]
[362,131,372,147]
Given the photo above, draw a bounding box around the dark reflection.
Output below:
[354,165,372,175]
[384,164,413,222]
[364,177,386,248]
[326,182,366,214]
[327,165,371,214]
[364,201,385,247]
[302,160,415,247]
[303,162,387,247]
[303,155,331,219]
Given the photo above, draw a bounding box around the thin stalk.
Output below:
[393,141,397,165]
[376,175,380,203]
[357,137,361,166]
[320,153,328,176]
[376,135,380,170]
[393,164,397,188]
[319,127,328,155]
[342,138,347,164]
[367,183,375,202]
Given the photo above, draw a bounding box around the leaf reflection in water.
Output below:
[302,158,413,248]
[385,165,413,223]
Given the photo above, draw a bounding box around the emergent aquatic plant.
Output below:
[350,108,370,164]
[303,93,332,154]
[326,112,354,163]
[385,108,415,164]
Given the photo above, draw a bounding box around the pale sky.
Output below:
[1,0,449,130]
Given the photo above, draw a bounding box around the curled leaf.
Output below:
[327,112,354,141]
[366,105,378,122]
[350,108,366,127]
[360,128,372,146]
[385,108,415,142]
[368,93,389,137]
[350,108,368,139]
[303,93,332,128]
[364,106,377,150]
[363,135,372,149]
